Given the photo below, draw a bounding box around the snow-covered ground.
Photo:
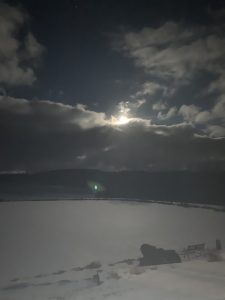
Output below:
[0,200,225,300]
[75,259,225,300]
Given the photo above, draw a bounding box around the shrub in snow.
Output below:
[75,261,102,271]
[207,251,223,262]
[108,271,121,279]
[129,267,146,275]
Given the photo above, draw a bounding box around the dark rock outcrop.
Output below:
[139,244,181,266]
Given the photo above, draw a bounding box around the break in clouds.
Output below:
[1,2,225,172]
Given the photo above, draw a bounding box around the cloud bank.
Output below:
[1,95,225,172]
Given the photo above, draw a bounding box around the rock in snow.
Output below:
[139,244,181,266]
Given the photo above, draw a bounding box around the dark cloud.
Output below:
[157,106,177,120]
[116,22,225,83]
[0,2,44,86]
[1,96,225,172]
[0,96,109,171]
[157,97,225,132]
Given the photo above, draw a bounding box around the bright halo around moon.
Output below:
[117,115,129,125]
[111,115,130,125]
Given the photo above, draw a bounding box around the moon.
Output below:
[117,115,129,125]
[111,115,130,125]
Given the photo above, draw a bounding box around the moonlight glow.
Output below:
[111,115,130,125]
[117,115,129,125]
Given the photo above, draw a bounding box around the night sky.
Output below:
[1,0,225,172]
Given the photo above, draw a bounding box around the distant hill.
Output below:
[0,169,225,204]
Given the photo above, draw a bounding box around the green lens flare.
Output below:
[88,181,105,193]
